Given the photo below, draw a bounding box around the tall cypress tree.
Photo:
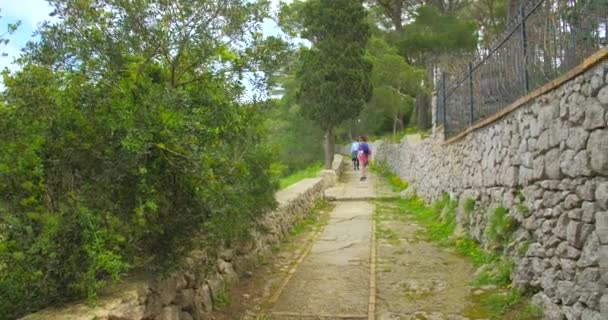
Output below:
[296,0,373,169]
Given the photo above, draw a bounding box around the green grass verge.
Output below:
[279,163,323,189]
[373,166,541,319]
[287,200,333,237]
[370,161,409,192]
[394,196,541,319]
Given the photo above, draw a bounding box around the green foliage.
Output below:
[464,198,476,214]
[288,200,332,237]
[370,161,408,192]
[515,189,531,217]
[293,0,373,167]
[453,237,497,267]
[265,97,324,173]
[480,290,543,320]
[0,0,284,317]
[463,0,508,47]
[395,194,457,243]
[471,258,513,287]
[399,5,478,61]
[486,207,518,248]
[374,171,541,319]
[358,35,422,136]
[213,289,230,310]
[279,163,323,189]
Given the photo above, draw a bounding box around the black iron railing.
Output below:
[437,0,608,138]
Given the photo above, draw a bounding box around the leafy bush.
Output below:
[0,1,284,317]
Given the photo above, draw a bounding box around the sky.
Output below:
[0,0,287,74]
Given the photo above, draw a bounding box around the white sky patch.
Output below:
[0,0,56,83]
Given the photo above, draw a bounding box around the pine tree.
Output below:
[296,0,373,169]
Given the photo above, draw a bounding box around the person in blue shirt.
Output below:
[350,139,360,170]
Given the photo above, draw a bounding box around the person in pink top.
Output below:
[357,136,371,181]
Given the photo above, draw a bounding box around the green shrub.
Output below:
[0,1,281,317]
[486,207,518,248]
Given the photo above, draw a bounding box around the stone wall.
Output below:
[374,60,608,319]
[22,156,345,320]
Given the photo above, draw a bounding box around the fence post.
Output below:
[520,5,530,93]
[468,62,474,125]
[441,72,447,138]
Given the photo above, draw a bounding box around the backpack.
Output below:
[360,143,370,155]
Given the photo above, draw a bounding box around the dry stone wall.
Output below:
[374,61,608,319]
[22,156,345,320]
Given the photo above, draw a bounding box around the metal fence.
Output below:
[437,0,608,138]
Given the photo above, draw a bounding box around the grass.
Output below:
[394,195,540,319]
[373,166,541,319]
[464,198,476,214]
[485,206,518,248]
[279,163,323,189]
[481,290,543,320]
[453,237,497,267]
[213,288,230,310]
[470,258,514,287]
[394,194,457,243]
[370,127,432,143]
[376,224,401,245]
[288,200,333,237]
[370,161,409,192]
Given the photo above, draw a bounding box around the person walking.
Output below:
[358,136,371,181]
[350,138,360,170]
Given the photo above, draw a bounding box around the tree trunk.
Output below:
[415,92,431,130]
[323,127,335,170]
[507,0,523,23]
[392,1,403,31]
[392,114,398,140]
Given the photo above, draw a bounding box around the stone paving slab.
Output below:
[324,169,395,201]
[270,201,373,317]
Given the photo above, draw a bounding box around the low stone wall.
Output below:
[374,60,607,319]
[22,155,345,320]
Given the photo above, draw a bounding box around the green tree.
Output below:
[0,0,285,317]
[398,5,477,129]
[367,36,423,137]
[294,0,373,169]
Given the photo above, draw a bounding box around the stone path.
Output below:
[268,169,394,319]
[374,201,486,320]
[223,167,494,320]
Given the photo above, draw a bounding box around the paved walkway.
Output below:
[269,169,394,319]
[264,168,487,320]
